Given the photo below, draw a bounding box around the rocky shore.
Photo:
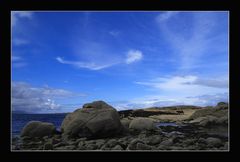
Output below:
[12,101,229,151]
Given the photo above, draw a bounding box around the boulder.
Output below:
[21,121,57,138]
[205,137,222,147]
[61,101,122,138]
[106,139,118,148]
[136,143,152,150]
[198,137,207,144]
[86,144,98,150]
[159,138,173,146]
[127,139,144,150]
[189,115,228,127]
[120,118,131,128]
[189,103,228,120]
[44,142,53,150]
[129,118,156,131]
[189,116,218,126]
[111,145,123,150]
[147,135,162,145]
[95,139,106,148]
[54,145,76,150]
[216,115,228,125]
[216,102,228,110]
[78,141,86,150]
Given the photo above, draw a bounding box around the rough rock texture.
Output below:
[205,137,222,147]
[216,102,228,110]
[120,118,131,128]
[189,116,218,126]
[14,101,228,151]
[129,118,156,131]
[21,121,57,138]
[111,145,123,150]
[136,143,152,150]
[61,101,122,138]
[127,139,144,150]
[189,115,228,127]
[189,102,228,120]
[159,138,173,146]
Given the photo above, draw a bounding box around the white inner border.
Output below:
[11,10,230,152]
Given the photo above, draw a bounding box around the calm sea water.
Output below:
[12,113,68,136]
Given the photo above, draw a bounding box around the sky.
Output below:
[11,11,229,113]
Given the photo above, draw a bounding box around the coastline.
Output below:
[11,102,229,151]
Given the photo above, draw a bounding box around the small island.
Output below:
[12,101,228,151]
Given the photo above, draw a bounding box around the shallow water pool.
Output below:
[156,122,180,127]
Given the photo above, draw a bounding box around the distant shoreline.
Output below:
[12,104,219,115]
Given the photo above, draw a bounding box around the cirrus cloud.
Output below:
[56,57,117,70]
[56,49,144,70]
[11,11,33,27]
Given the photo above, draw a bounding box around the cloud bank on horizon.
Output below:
[11,11,228,113]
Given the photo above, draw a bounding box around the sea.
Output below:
[12,113,68,137]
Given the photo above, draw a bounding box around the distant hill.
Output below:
[145,105,202,110]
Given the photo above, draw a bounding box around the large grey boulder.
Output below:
[21,121,57,138]
[61,101,122,138]
[129,117,156,131]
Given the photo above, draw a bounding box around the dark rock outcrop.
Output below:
[131,109,177,117]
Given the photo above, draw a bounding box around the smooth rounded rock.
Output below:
[205,137,222,147]
[129,118,156,131]
[61,101,122,138]
[21,121,57,138]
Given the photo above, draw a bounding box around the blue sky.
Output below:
[11,11,229,113]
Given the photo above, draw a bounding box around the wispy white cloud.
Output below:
[187,78,228,88]
[109,30,120,37]
[125,50,143,64]
[155,12,228,71]
[57,48,143,70]
[156,11,179,22]
[135,75,228,98]
[137,75,228,89]
[12,55,22,62]
[12,62,27,68]
[11,11,33,27]
[12,38,29,46]
[186,92,228,106]
[12,11,34,68]
[12,55,27,68]
[56,57,117,70]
